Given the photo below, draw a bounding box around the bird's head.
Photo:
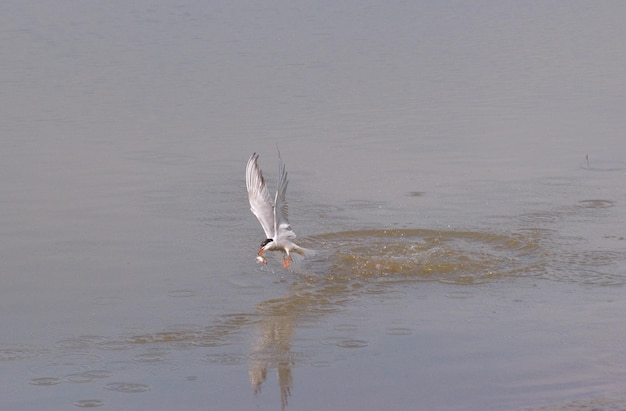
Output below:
[259,238,273,253]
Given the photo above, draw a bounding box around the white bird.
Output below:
[246,151,313,268]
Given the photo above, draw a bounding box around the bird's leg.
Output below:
[282,254,291,268]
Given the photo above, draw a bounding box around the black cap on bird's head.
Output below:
[260,238,273,249]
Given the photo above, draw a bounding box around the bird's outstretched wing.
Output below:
[274,149,296,241]
[246,153,275,238]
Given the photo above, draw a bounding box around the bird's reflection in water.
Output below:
[248,306,295,410]
[250,285,319,411]
[246,269,360,410]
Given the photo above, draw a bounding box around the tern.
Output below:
[246,151,313,268]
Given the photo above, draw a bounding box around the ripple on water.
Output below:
[445,290,475,299]
[29,377,63,386]
[335,339,369,349]
[189,326,237,348]
[0,343,48,361]
[92,296,123,306]
[30,364,85,377]
[95,340,134,351]
[573,269,625,287]
[256,298,307,316]
[167,289,195,298]
[127,321,246,349]
[200,213,246,229]
[64,370,113,383]
[256,292,349,318]
[74,399,105,408]
[385,327,413,336]
[203,352,247,365]
[310,361,333,367]
[333,324,359,332]
[321,337,369,349]
[52,353,103,365]
[127,329,198,345]
[123,150,196,166]
[55,336,109,350]
[218,313,260,327]
[103,361,136,371]
[513,211,562,224]
[104,382,151,393]
[248,350,304,365]
[559,250,624,267]
[545,249,626,286]
[576,199,614,209]
[133,349,170,363]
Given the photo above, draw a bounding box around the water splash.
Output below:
[306,228,545,285]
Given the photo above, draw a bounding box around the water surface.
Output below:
[2,1,626,410]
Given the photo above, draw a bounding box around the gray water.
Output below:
[2,1,626,410]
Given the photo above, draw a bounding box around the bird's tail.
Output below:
[294,246,316,258]
[289,246,316,265]
[278,245,316,271]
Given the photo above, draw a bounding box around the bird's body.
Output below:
[245,151,313,268]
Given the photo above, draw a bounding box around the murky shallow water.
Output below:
[4,212,625,410]
[2,1,626,410]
